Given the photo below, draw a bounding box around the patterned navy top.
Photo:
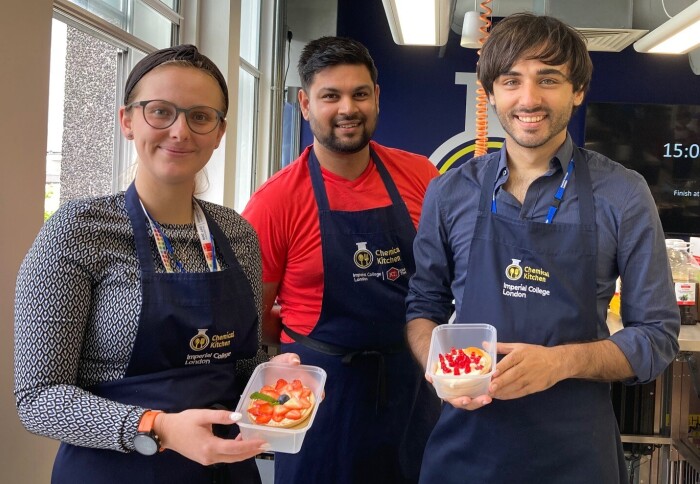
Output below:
[14,192,266,452]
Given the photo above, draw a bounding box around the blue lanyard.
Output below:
[491,158,575,224]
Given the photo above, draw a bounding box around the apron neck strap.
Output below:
[308,146,406,211]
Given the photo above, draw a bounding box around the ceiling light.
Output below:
[460,11,483,49]
[634,1,700,54]
[382,0,451,46]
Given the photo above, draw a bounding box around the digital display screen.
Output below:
[584,103,700,236]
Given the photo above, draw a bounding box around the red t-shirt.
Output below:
[242,141,439,343]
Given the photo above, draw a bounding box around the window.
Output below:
[234,0,262,212]
[45,0,180,217]
[46,18,125,215]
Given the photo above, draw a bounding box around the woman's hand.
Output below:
[270,352,301,366]
[154,409,268,465]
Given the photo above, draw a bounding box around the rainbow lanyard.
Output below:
[140,200,219,273]
[491,158,575,224]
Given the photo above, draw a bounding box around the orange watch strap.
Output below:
[137,410,163,433]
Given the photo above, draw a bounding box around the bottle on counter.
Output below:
[666,239,699,325]
[606,277,623,334]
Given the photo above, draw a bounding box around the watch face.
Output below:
[133,433,159,456]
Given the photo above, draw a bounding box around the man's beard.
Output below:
[311,114,376,154]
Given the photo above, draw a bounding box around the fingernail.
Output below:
[230,412,242,421]
[292,357,300,364]
[259,443,272,451]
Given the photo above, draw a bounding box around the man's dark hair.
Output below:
[297,36,378,91]
[477,13,593,96]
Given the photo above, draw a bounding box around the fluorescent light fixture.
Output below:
[382,0,450,46]
[634,0,700,54]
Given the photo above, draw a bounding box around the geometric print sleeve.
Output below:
[15,195,269,452]
[14,196,145,452]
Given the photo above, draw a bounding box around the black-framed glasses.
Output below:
[127,100,225,135]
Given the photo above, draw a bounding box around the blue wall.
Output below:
[302,0,700,158]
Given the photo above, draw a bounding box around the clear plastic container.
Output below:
[666,239,700,282]
[234,362,326,454]
[426,323,497,399]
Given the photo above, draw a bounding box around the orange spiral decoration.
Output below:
[474,0,493,158]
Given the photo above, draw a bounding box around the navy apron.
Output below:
[52,183,262,484]
[276,149,440,484]
[419,150,627,484]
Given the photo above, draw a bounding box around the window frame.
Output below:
[235,0,263,211]
[235,57,261,211]
[51,0,182,196]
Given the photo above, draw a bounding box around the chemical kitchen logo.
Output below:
[505,259,523,281]
[190,329,210,351]
[353,242,373,269]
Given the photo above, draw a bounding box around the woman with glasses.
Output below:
[14,44,297,483]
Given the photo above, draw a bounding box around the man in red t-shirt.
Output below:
[242,36,439,484]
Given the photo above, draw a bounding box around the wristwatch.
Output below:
[133,410,164,456]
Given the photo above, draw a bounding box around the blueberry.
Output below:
[277,394,290,404]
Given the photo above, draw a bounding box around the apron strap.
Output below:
[572,148,595,226]
[478,156,501,214]
[282,325,404,410]
[126,182,158,273]
[307,146,415,231]
[282,325,348,356]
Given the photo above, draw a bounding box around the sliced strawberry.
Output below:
[248,406,261,416]
[255,413,272,424]
[285,410,302,420]
[260,388,280,400]
[257,403,274,415]
[272,405,290,422]
[273,405,290,417]
[274,378,288,392]
[283,397,303,409]
[300,388,312,399]
[298,397,312,409]
[291,379,303,390]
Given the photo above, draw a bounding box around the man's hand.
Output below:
[488,343,566,400]
[443,394,493,410]
[488,339,634,400]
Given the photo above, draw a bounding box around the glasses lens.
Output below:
[139,101,221,134]
[186,107,220,134]
[142,101,177,129]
